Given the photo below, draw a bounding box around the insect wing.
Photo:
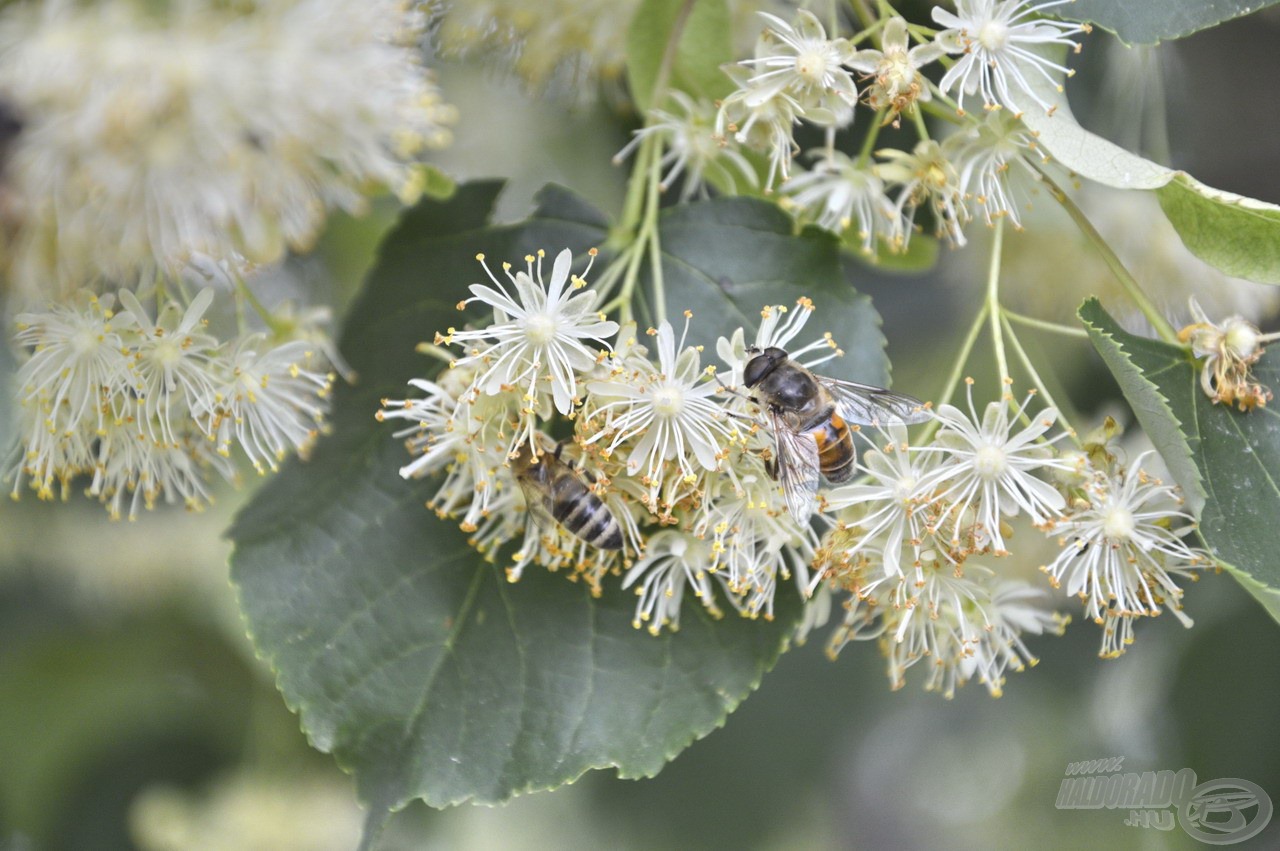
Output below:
[515,474,558,537]
[771,410,822,525]
[820,376,929,427]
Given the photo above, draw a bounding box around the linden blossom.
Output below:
[932,0,1092,116]
[0,0,453,302]
[1040,451,1209,658]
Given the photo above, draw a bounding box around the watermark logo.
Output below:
[1055,757,1273,845]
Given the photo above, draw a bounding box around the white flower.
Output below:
[932,0,1090,115]
[945,111,1047,227]
[848,17,944,121]
[378,364,517,532]
[117,288,221,446]
[614,92,758,200]
[716,66,803,191]
[207,336,333,474]
[737,11,858,120]
[828,562,1066,697]
[1041,453,1208,657]
[13,291,136,438]
[87,425,221,520]
[622,529,722,634]
[586,318,733,508]
[698,455,816,620]
[921,387,1074,554]
[782,151,904,252]
[446,248,617,424]
[821,424,941,585]
[876,140,970,247]
[716,297,842,389]
[0,0,452,300]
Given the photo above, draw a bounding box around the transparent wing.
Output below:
[771,410,821,525]
[820,376,930,427]
[515,478,557,536]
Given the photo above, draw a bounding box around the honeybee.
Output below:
[511,441,624,551]
[743,345,929,523]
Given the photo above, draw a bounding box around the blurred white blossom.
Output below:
[0,0,454,301]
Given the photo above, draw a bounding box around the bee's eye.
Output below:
[743,355,770,387]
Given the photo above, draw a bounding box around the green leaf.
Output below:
[1156,173,1280,284]
[230,183,894,817]
[1009,52,1280,285]
[1056,0,1280,45]
[1008,51,1173,190]
[1079,298,1280,625]
[626,0,733,114]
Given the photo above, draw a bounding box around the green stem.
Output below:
[1000,312,1083,446]
[851,0,876,31]
[919,300,989,444]
[986,218,1009,385]
[855,114,885,167]
[235,274,282,335]
[1036,166,1178,343]
[910,105,930,141]
[1002,308,1090,339]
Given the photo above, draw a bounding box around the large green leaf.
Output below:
[229,183,892,821]
[626,0,733,114]
[1056,0,1280,45]
[1080,298,1280,624]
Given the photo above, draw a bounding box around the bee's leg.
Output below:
[764,455,779,480]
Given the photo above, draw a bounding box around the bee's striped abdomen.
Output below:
[551,477,624,550]
[810,414,856,484]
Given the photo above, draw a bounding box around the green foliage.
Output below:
[0,612,253,843]
[626,0,733,114]
[1055,0,1280,45]
[229,183,894,820]
[1011,49,1280,286]
[1156,173,1280,284]
[1080,298,1280,625]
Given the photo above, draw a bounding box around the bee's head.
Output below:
[743,346,789,388]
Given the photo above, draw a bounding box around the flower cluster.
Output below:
[704,3,1084,251]
[381,246,1214,695]
[8,290,335,519]
[0,0,454,302]
[809,389,1211,693]
[382,251,838,632]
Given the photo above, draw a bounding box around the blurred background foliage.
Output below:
[3,5,1280,850]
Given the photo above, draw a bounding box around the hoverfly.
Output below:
[742,345,929,524]
[511,441,624,551]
